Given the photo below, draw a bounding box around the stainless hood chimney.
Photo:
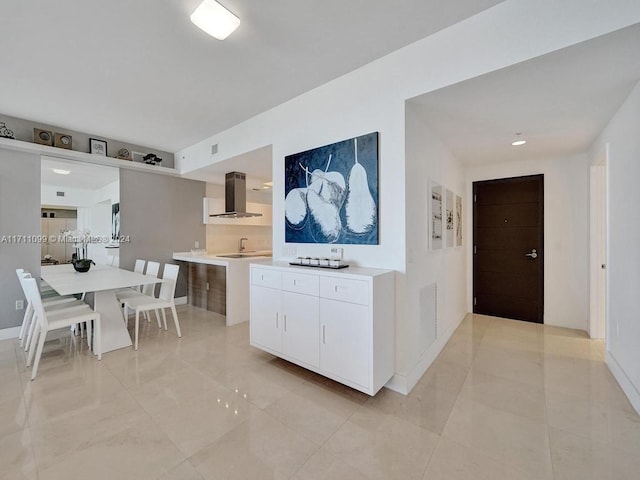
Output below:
[209,172,262,218]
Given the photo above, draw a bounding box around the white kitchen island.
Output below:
[172,251,271,326]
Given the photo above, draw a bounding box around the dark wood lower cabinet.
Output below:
[188,263,226,315]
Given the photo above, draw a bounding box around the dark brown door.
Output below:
[473,175,544,323]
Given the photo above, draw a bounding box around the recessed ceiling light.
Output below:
[53,168,70,175]
[511,133,527,146]
[190,0,240,40]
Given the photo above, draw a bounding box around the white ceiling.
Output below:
[182,145,272,189]
[410,24,640,166]
[0,0,503,153]
[41,157,119,190]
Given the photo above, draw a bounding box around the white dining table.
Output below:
[41,264,161,352]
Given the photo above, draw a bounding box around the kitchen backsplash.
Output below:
[206,224,272,253]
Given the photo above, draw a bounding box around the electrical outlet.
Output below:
[330,247,343,260]
[195,241,200,249]
[15,300,24,311]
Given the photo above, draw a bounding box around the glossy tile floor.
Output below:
[1,308,639,479]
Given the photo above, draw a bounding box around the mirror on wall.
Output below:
[41,157,119,266]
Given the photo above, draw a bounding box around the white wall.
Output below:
[42,185,95,207]
[176,0,640,387]
[589,80,640,413]
[466,154,590,331]
[398,103,467,391]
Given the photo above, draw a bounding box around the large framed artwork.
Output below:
[445,189,454,248]
[430,181,443,250]
[284,132,379,244]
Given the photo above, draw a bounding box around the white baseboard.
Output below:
[606,350,640,415]
[0,326,21,341]
[174,296,188,306]
[385,312,468,395]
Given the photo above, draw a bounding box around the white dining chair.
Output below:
[117,261,161,325]
[16,269,86,350]
[23,277,101,380]
[115,259,146,298]
[122,264,182,350]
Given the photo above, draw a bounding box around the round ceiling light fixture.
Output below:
[511,132,527,146]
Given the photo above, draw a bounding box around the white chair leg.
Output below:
[95,316,102,360]
[161,308,168,331]
[31,328,47,380]
[155,309,162,328]
[26,323,40,368]
[135,310,140,350]
[144,310,150,322]
[20,306,34,347]
[19,304,32,340]
[86,320,93,353]
[25,313,38,352]
[170,305,181,338]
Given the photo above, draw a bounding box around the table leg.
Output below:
[93,289,133,352]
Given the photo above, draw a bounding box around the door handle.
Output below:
[525,249,538,259]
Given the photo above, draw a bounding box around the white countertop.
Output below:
[172,251,272,266]
[250,260,395,278]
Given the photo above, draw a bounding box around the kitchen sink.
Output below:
[216,252,272,259]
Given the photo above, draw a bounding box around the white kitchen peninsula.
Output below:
[249,261,395,395]
[172,252,271,326]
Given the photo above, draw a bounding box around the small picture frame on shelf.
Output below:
[90,138,107,156]
[131,151,145,163]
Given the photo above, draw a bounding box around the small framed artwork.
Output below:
[455,194,463,246]
[429,181,443,250]
[445,189,454,248]
[131,151,146,163]
[90,138,107,156]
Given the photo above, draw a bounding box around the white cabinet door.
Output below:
[320,299,370,388]
[250,286,282,352]
[282,291,319,368]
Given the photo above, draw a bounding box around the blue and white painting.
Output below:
[285,132,379,244]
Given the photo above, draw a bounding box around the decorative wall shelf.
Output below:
[0,137,181,177]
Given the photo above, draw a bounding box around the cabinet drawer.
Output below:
[320,277,369,305]
[282,272,319,296]
[251,268,282,289]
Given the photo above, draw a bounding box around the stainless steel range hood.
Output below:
[209,172,262,218]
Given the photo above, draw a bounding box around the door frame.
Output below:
[589,144,609,340]
[472,174,544,323]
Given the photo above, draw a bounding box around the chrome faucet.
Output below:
[239,237,248,252]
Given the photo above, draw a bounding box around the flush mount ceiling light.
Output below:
[190,0,240,40]
[511,132,527,146]
[53,168,70,175]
